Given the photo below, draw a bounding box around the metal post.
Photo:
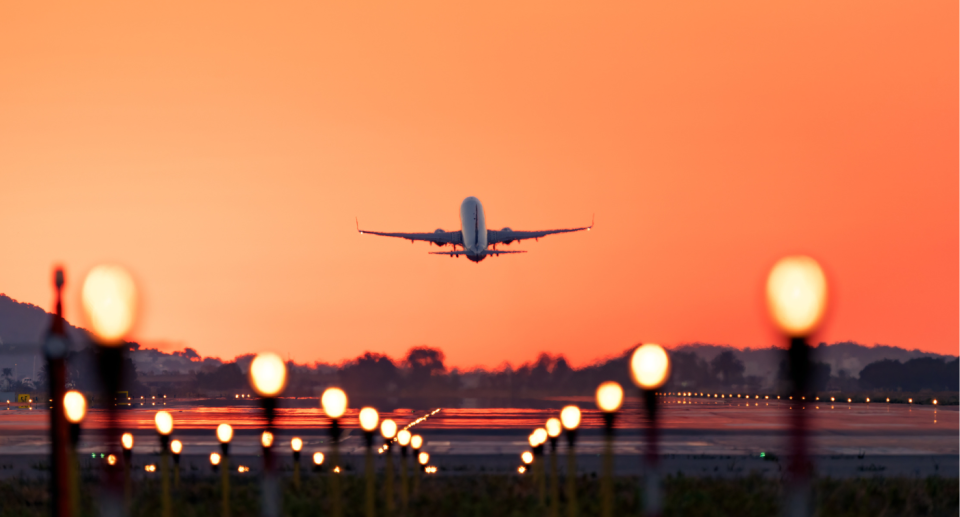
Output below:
[45,269,70,517]
[643,390,661,517]
[565,430,577,517]
[601,412,615,517]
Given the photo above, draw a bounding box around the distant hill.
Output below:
[0,295,90,349]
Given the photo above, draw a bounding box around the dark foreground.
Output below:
[2,474,957,517]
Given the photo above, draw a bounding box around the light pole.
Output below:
[248,352,287,517]
[595,381,623,517]
[63,390,86,517]
[766,256,828,517]
[290,437,303,490]
[321,388,348,517]
[560,405,581,517]
[545,417,562,517]
[397,429,411,512]
[120,432,134,511]
[359,407,380,517]
[154,412,174,517]
[380,419,398,516]
[81,265,138,517]
[216,424,234,517]
[410,435,424,498]
[629,344,671,517]
[46,268,71,517]
[169,440,182,489]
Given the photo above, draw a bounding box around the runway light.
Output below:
[398,429,411,447]
[866,398,870,403]
[249,352,287,397]
[411,434,423,450]
[63,391,87,424]
[532,428,547,446]
[291,437,303,452]
[155,411,173,436]
[217,423,234,444]
[518,466,526,474]
[210,452,221,466]
[830,397,835,402]
[418,452,429,465]
[886,398,890,403]
[381,419,398,440]
[107,454,117,466]
[145,464,157,472]
[359,407,379,432]
[908,398,913,404]
[766,256,828,337]
[560,406,581,431]
[261,431,274,448]
[546,418,562,438]
[630,344,670,390]
[121,433,134,450]
[933,399,938,405]
[81,265,138,345]
[333,466,341,473]
[521,451,534,464]
[847,398,852,403]
[238,465,249,473]
[171,440,183,455]
[313,452,325,465]
[321,388,348,419]
[596,381,624,412]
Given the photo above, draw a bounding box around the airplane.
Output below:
[357,196,592,262]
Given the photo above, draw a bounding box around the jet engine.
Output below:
[433,229,446,246]
[501,227,513,245]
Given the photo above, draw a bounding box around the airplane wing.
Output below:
[429,250,526,256]
[357,219,463,246]
[487,217,593,245]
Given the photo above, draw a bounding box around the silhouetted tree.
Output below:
[710,351,745,386]
[196,362,245,390]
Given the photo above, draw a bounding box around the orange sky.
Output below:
[1,1,956,367]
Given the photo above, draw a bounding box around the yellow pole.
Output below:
[221,455,230,517]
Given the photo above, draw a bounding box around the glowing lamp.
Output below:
[359,407,379,432]
[518,466,526,474]
[321,388,348,419]
[865,398,870,403]
[521,451,534,464]
[418,452,429,465]
[81,265,138,345]
[217,423,234,444]
[63,391,87,424]
[170,440,183,455]
[411,435,423,450]
[381,419,397,440]
[210,452,221,466]
[766,256,827,337]
[596,381,624,412]
[933,399,938,405]
[397,429,411,446]
[291,437,303,452]
[528,433,539,448]
[313,452,325,465]
[261,431,274,448]
[560,405,581,431]
[154,411,173,436]
[532,428,547,446]
[121,433,134,450]
[630,344,671,390]
[248,352,287,397]
[546,418,562,438]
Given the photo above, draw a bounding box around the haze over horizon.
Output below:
[1,1,956,367]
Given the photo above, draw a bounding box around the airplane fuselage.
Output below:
[459,196,489,262]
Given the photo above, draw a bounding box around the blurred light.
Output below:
[521,451,533,464]
[397,429,411,446]
[886,398,890,402]
[532,428,547,446]
[766,256,828,337]
[381,419,397,440]
[630,344,671,390]
[171,440,183,455]
[830,397,835,402]
[333,466,341,473]
[249,352,287,397]
[313,452,325,465]
[546,418,562,438]
[321,388,348,419]
[560,406,581,431]
[154,411,173,436]
[418,452,429,465]
[145,464,157,473]
[411,435,423,450]
[847,398,852,403]
[238,465,249,473]
[528,433,539,448]
[291,437,303,452]
[518,466,526,474]
[121,433,134,450]
[908,398,913,404]
[359,407,379,432]
[63,391,87,424]
[81,265,138,345]
[107,454,117,466]
[217,423,234,444]
[595,381,624,412]
[261,431,274,448]
[866,398,870,403]
[933,399,938,405]
[210,452,221,466]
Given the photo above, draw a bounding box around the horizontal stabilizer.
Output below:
[428,250,527,256]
